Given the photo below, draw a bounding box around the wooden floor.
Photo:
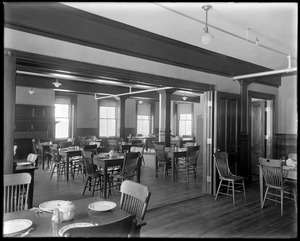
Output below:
[32,152,297,238]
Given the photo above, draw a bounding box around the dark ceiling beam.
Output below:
[4,2,274,79]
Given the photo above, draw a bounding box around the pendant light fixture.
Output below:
[28,88,35,95]
[52,78,62,88]
[201,5,215,45]
[182,93,188,101]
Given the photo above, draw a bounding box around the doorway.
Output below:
[249,91,275,182]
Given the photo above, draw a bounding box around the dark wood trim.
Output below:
[10,48,213,93]
[4,2,279,83]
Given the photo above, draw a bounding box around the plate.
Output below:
[88,201,116,211]
[39,200,66,212]
[16,162,33,166]
[3,219,33,235]
[59,223,95,236]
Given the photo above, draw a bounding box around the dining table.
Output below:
[258,163,297,208]
[94,153,141,199]
[61,147,83,181]
[3,196,145,237]
[166,147,187,182]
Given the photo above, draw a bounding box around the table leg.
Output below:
[259,165,263,208]
[41,146,45,170]
[103,163,108,199]
[66,153,69,181]
[172,153,175,182]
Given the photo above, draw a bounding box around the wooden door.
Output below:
[251,100,265,175]
[215,91,240,171]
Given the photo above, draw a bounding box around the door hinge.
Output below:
[207,138,212,144]
[207,100,212,107]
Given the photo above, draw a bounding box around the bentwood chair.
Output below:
[154,143,172,178]
[214,152,247,206]
[177,145,200,182]
[258,157,297,216]
[62,215,137,237]
[110,152,140,189]
[120,180,151,237]
[4,173,32,213]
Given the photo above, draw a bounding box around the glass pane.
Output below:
[137,119,143,134]
[106,107,115,118]
[142,121,150,135]
[55,118,69,138]
[100,119,108,136]
[186,120,192,135]
[179,121,185,136]
[55,104,69,118]
[107,120,116,136]
[100,107,107,118]
[187,114,192,120]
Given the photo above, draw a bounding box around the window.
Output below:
[137,115,150,136]
[55,103,70,138]
[99,106,116,137]
[179,114,192,136]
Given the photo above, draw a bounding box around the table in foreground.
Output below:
[3,196,145,237]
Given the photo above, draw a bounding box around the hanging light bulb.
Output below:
[52,78,62,88]
[182,93,188,101]
[28,88,35,95]
[201,5,215,45]
[138,100,143,104]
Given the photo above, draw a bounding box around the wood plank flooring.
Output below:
[32,153,297,238]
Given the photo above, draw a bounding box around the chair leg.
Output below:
[242,180,247,201]
[83,177,91,195]
[215,180,222,200]
[232,181,235,206]
[281,190,284,216]
[262,186,269,209]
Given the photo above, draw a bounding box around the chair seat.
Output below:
[222,175,244,181]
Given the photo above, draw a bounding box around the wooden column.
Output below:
[4,49,16,174]
[238,80,251,182]
[158,89,175,147]
[119,96,127,140]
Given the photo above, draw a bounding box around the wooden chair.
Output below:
[130,145,145,165]
[82,154,110,197]
[177,145,200,182]
[214,152,247,206]
[26,153,39,167]
[120,180,151,237]
[32,138,42,165]
[63,215,137,237]
[50,147,66,180]
[110,152,140,189]
[258,157,297,216]
[3,173,32,213]
[154,143,172,178]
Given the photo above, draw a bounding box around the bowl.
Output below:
[59,209,75,222]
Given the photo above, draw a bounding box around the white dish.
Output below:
[88,201,116,211]
[39,200,66,212]
[286,158,296,167]
[3,219,33,235]
[16,162,33,166]
[59,223,95,236]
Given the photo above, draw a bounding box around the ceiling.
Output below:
[61,2,297,71]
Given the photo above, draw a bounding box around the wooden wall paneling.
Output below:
[4,49,16,174]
